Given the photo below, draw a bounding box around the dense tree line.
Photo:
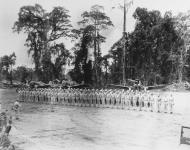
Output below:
[0,54,34,84]
[109,8,184,85]
[1,4,190,86]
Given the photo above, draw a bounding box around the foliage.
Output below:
[175,11,190,82]
[51,43,71,80]
[13,4,73,82]
[109,7,183,85]
[73,5,113,86]
[71,25,94,84]
[101,54,111,85]
[109,37,125,84]
[11,4,190,86]
[0,53,16,84]
[13,66,33,83]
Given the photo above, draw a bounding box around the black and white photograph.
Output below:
[0,0,190,149]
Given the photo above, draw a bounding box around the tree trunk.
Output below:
[178,49,183,83]
[10,70,13,85]
[93,33,98,87]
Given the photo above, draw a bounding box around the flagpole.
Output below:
[122,0,133,86]
[123,0,127,86]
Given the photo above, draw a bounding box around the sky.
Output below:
[0,0,190,67]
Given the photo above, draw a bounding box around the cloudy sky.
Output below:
[0,0,190,67]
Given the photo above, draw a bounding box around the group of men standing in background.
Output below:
[18,88,174,114]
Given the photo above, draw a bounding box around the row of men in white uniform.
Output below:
[18,88,174,113]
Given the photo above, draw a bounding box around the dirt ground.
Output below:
[0,89,190,150]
